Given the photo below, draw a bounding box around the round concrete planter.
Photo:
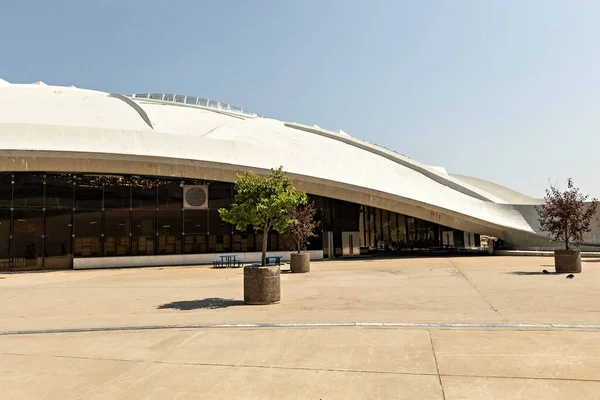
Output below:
[554,249,582,273]
[244,265,281,305]
[291,252,310,273]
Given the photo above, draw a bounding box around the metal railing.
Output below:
[129,93,261,118]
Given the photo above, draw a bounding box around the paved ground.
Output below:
[1,256,600,399]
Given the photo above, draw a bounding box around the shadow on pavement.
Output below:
[157,298,245,310]
[507,271,554,276]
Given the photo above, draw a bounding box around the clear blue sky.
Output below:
[1,0,599,198]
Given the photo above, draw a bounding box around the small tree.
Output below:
[219,167,306,266]
[281,201,320,253]
[535,178,598,250]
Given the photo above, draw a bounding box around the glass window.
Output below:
[44,210,72,269]
[390,212,398,242]
[406,217,416,245]
[208,210,231,253]
[150,93,163,100]
[45,174,74,209]
[13,173,44,208]
[74,210,101,257]
[208,100,219,108]
[208,183,231,209]
[163,94,174,102]
[0,210,10,270]
[208,209,229,235]
[197,98,208,107]
[158,210,182,236]
[104,210,130,256]
[453,230,464,247]
[174,95,186,103]
[184,234,208,254]
[334,200,359,232]
[374,209,382,241]
[185,96,197,105]
[256,232,264,252]
[416,220,428,246]
[232,231,254,252]
[183,210,208,254]
[75,175,103,209]
[132,210,155,255]
[209,233,231,253]
[0,173,12,208]
[307,230,322,251]
[158,182,183,209]
[158,210,182,255]
[103,177,130,209]
[367,207,375,247]
[183,210,207,234]
[397,214,407,244]
[12,210,43,270]
[131,180,157,209]
[269,231,278,251]
[382,211,390,242]
[359,207,365,247]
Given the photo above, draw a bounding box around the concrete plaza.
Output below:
[1,256,600,399]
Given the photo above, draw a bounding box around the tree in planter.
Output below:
[535,178,598,250]
[281,200,320,253]
[219,167,307,266]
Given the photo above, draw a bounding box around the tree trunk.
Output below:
[261,222,269,266]
[297,240,301,254]
[565,226,569,250]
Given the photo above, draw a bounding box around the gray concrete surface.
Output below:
[2,256,600,399]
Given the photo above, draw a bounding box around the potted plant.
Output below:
[219,167,306,304]
[282,201,320,273]
[535,178,598,273]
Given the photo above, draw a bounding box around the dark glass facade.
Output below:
[358,205,470,252]
[0,172,473,271]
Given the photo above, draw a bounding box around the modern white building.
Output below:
[0,79,596,270]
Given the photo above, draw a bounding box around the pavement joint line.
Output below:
[3,321,600,336]
[4,351,600,384]
[446,258,508,322]
[429,330,447,400]
[0,351,439,377]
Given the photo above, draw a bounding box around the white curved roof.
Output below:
[451,174,542,205]
[0,80,566,244]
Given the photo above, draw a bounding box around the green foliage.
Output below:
[535,178,598,250]
[219,167,307,265]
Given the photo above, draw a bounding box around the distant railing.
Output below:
[129,93,261,118]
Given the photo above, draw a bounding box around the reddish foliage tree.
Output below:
[281,201,320,253]
[535,178,598,250]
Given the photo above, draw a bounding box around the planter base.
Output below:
[291,252,310,273]
[244,265,281,305]
[554,250,582,273]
